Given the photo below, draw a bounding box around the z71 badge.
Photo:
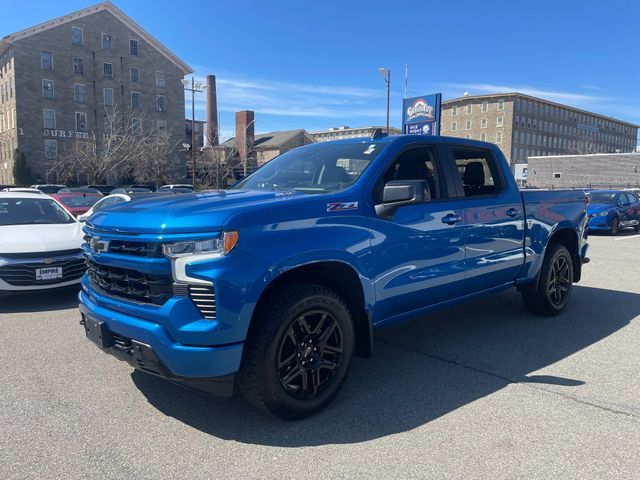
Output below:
[327,202,358,212]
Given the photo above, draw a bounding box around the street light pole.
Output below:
[182,77,205,187]
[242,118,256,177]
[379,67,391,134]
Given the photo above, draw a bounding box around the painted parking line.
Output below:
[615,234,640,241]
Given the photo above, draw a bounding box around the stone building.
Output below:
[527,153,640,189]
[185,119,205,151]
[220,128,315,166]
[0,1,191,184]
[440,93,638,166]
[311,125,401,142]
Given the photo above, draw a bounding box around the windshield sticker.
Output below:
[363,144,376,155]
[327,201,358,212]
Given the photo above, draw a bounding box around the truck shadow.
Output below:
[0,286,79,314]
[132,285,639,446]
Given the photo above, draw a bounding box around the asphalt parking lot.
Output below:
[1,232,639,480]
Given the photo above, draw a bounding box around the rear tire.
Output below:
[522,243,573,316]
[237,282,354,420]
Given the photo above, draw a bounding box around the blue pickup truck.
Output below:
[80,135,589,419]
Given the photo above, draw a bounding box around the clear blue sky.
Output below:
[2,0,639,140]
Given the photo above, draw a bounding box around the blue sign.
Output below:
[402,93,442,136]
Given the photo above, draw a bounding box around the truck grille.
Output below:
[86,259,172,305]
[107,240,163,258]
[0,257,86,286]
[189,285,217,319]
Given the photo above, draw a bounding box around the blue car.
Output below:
[587,190,640,235]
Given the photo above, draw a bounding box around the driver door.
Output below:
[370,145,467,324]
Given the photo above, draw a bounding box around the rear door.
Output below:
[442,145,525,294]
[369,144,467,322]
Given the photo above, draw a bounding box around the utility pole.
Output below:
[182,77,205,187]
[379,67,391,133]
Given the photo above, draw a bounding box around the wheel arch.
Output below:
[545,227,581,284]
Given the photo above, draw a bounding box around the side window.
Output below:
[378,147,442,201]
[452,148,502,197]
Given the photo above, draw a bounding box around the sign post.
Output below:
[402,93,442,136]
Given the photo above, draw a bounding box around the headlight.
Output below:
[162,231,238,259]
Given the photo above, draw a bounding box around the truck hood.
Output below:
[586,203,614,215]
[86,189,305,234]
[0,222,84,254]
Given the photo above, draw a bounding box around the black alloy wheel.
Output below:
[547,255,571,308]
[610,217,619,235]
[522,243,573,316]
[277,310,344,398]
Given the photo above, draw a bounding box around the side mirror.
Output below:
[376,180,429,219]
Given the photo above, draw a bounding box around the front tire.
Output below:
[610,217,620,235]
[522,243,573,316]
[237,282,354,419]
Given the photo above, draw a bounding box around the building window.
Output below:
[156,95,166,112]
[130,117,141,135]
[480,133,486,141]
[103,88,114,106]
[481,118,487,129]
[72,27,83,45]
[451,121,457,131]
[42,79,54,99]
[496,131,503,143]
[466,104,473,114]
[75,112,87,132]
[73,57,84,75]
[496,116,504,127]
[43,109,56,129]
[465,119,472,130]
[130,67,140,83]
[155,71,165,87]
[451,106,457,116]
[44,139,57,159]
[157,120,167,135]
[129,39,139,56]
[41,51,53,70]
[102,33,112,49]
[497,99,504,111]
[103,62,113,79]
[74,84,86,103]
[481,101,488,113]
[131,91,141,109]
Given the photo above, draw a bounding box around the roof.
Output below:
[0,1,192,74]
[0,192,51,199]
[310,126,402,134]
[442,92,640,128]
[221,129,313,149]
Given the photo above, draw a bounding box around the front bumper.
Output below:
[0,251,85,291]
[79,289,243,392]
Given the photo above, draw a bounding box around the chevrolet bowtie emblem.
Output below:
[90,237,110,254]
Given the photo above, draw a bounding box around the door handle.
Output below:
[442,214,462,225]
[506,208,520,217]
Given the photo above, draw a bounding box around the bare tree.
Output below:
[53,106,179,185]
[196,130,247,189]
[570,134,601,155]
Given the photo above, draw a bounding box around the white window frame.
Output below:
[102,32,112,49]
[480,133,486,141]
[103,62,113,79]
[496,116,504,127]
[42,79,54,99]
[129,39,139,56]
[496,131,503,143]
[72,26,84,46]
[497,98,505,111]
[481,118,488,129]
[155,71,165,87]
[73,56,84,75]
[130,67,140,83]
[466,104,473,114]
[43,108,56,129]
[44,139,58,159]
[156,95,166,112]
[481,101,488,113]
[451,105,457,116]
[465,119,472,130]
[451,121,457,131]
[103,87,114,106]
[40,51,53,70]
[131,91,141,109]
[74,83,86,103]
[130,117,142,135]
[75,111,88,132]
[157,120,167,135]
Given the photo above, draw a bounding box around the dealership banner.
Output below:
[402,93,442,136]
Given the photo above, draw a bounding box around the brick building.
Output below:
[311,125,401,142]
[185,119,205,151]
[0,1,191,184]
[440,93,638,166]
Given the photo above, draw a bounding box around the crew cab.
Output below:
[79,135,589,419]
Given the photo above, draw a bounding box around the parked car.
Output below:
[57,187,103,195]
[77,192,177,221]
[109,187,152,195]
[30,184,67,194]
[2,187,44,194]
[586,190,640,235]
[159,184,195,192]
[0,192,85,293]
[50,192,103,217]
[125,184,157,192]
[82,185,115,196]
[80,135,589,419]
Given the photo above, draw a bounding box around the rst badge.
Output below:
[327,202,358,212]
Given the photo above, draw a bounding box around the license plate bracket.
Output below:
[36,267,62,281]
[84,316,113,349]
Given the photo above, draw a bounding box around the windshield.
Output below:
[232,142,383,193]
[0,198,75,225]
[589,192,618,204]
[57,195,101,207]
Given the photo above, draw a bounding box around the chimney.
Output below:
[235,110,255,166]
[205,75,218,146]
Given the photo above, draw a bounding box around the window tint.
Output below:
[453,148,502,197]
[380,147,441,200]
